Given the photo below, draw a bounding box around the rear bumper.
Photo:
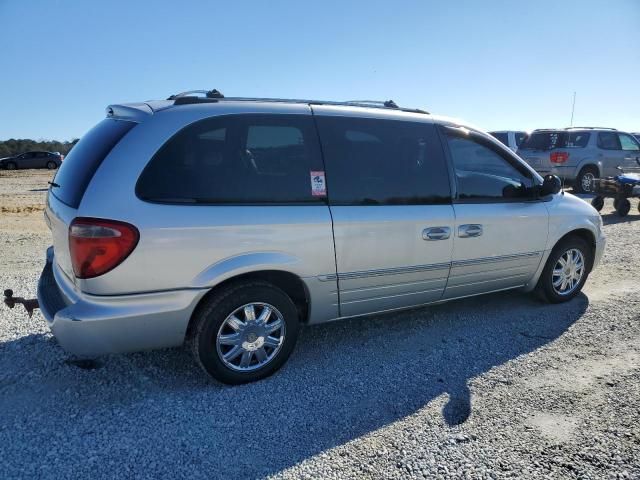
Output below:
[37,247,208,357]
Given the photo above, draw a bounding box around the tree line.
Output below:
[0,138,79,158]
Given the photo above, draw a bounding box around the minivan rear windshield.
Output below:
[50,119,136,208]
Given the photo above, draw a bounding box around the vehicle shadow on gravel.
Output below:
[0,291,588,479]
[601,212,640,225]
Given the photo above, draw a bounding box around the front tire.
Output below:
[591,196,604,212]
[536,236,592,303]
[46,161,57,170]
[6,161,17,170]
[189,281,300,384]
[616,198,631,216]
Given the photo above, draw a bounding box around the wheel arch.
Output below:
[186,269,311,342]
[576,161,600,178]
[553,228,596,270]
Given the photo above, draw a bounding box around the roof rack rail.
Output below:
[167,91,428,114]
[167,89,224,101]
[565,126,617,130]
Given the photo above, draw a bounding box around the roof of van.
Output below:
[105,90,487,133]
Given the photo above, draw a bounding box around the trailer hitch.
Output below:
[3,289,39,317]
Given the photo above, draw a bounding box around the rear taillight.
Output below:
[69,218,139,279]
[550,151,569,163]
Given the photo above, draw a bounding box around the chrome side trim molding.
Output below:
[337,262,451,281]
[451,251,542,268]
[317,252,542,283]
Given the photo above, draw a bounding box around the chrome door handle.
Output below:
[422,226,451,241]
[458,224,483,238]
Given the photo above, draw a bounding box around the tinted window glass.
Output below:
[560,131,590,148]
[520,131,562,150]
[618,133,640,151]
[597,132,620,150]
[315,116,451,205]
[515,132,527,147]
[51,119,135,208]
[490,132,509,146]
[136,114,324,204]
[446,133,534,201]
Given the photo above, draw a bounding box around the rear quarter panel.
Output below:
[75,103,340,321]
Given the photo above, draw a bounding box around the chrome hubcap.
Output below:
[581,173,595,191]
[552,248,585,296]
[216,302,285,372]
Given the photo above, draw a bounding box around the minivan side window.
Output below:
[597,132,621,150]
[445,131,534,202]
[618,133,640,151]
[314,116,451,205]
[136,114,324,204]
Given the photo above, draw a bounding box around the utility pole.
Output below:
[570,91,576,126]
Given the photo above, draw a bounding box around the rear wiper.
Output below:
[48,181,60,188]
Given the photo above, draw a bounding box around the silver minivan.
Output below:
[38,92,606,383]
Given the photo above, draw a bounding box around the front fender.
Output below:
[191,251,303,288]
[522,192,603,292]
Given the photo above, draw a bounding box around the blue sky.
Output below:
[1,0,638,140]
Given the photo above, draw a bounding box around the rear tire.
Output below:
[189,281,300,384]
[6,162,17,170]
[616,198,631,217]
[575,166,598,194]
[535,236,592,303]
[590,196,604,212]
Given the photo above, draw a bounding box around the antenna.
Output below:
[570,91,576,126]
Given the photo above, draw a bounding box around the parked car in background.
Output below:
[489,130,528,152]
[36,91,605,384]
[0,151,62,170]
[517,127,640,193]
[632,132,640,142]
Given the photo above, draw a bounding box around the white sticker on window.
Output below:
[310,171,326,197]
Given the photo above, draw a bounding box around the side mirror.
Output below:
[540,174,562,196]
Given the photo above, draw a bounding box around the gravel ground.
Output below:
[1,169,639,479]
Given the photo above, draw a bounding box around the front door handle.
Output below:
[422,226,451,241]
[458,224,483,238]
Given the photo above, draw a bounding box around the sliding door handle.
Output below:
[458,224,483,238]
[422,226,451,241]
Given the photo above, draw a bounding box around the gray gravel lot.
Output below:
[1,170,639,479]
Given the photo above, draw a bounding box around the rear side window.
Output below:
[490,132,509,146]
[136,114,324,204]
[51,119,135,208]
[618,133,640,151]
[315,116,451,205]
[520,131,561,151]
[597,132,621,150]
[560,132,590,148]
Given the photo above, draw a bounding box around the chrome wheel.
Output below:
[581,172,595,192]
[552,248,585,296]
[216,302,286,372]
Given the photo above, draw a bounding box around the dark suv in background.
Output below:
[517,128,640,193]
[0,151,62,170]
